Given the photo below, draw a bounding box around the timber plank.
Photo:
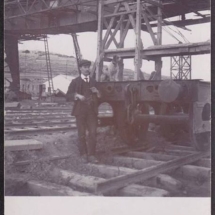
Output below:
[5,139,43,151]
[87,163,182,193]
[95,152,209,194]
[51,168,168,196]
[28,180,91,196]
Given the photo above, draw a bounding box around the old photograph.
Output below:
[4,0,210,201]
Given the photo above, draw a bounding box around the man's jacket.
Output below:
[66,76,99,116]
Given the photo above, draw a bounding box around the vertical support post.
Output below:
[179,56,182,79]
[118,22,125,81]
[71,33,82,75]
[96,0,104,81]
[155,0,162,79]
[189,56,192,79]
[5,35,20,92]
[134,0,142,80]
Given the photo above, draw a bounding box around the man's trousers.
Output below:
[75,111,97,156]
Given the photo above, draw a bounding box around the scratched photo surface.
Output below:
[4,0,211,212]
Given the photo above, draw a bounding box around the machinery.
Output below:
[97,79,211,151]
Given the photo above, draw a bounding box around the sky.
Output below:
[19,15,211,81]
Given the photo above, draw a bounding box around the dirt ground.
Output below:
[5,101,209,197]
[5,126,129,194]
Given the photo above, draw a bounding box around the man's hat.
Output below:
[79,59,91,67]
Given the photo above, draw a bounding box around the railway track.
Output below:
[5,143,210,197]
[5,107,113,136]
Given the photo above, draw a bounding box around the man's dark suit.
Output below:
[66,76,99,156]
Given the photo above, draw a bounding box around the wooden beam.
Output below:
[122,2,136,31]
[14,154,72,166]
[90,52,104,78]
[51,168,168,196]
[5,139,43,151]
[104,0,133,5]
[117,21,125,81]
[104,9,136,18]
[96,0,104,81]
[142,9,157,45]
[95,152,209,194]
[118,19,130,47]
[155,0,162,79]
[27,180,92,196]
[157,4,162,45]
[134,0,142,80]
[195,11,206,18]
[86,164,169,197]
[104,19,119,47]
[105,14,125,49]
[104,41,210,59]
[102,3,121,46]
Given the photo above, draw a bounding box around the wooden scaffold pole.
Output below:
[155,0,163,79]
[95,0,104,81]
[134,0,142,80]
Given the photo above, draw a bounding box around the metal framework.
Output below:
[43,36,54,93]
[94,0,164,81]
[4,0,211,91]
[4,0,94,20]
[170,55,192,80]
[4,0,210,35]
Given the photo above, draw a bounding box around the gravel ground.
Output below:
[5,126,130,191]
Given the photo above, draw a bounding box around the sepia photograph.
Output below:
[4,0,211,213]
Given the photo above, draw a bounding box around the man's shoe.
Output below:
[80,155,88,164]
[88,156,99,164]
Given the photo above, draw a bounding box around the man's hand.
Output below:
[90,87,101,98]
[75,93,85,101]
[90,87,99,93]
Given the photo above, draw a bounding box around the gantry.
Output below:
[4,0,210,90]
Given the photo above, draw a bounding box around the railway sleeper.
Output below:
[86,163,182,193]
[5,175,91,196]
[125,151,210,168]
[164,144,196,152]
[28,180,92,196]
[50,168,169,197]
[109,156,210,181]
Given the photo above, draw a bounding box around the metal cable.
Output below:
[161,10,190,43]
[144,7,183,43]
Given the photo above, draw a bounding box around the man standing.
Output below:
[66,60,101,164]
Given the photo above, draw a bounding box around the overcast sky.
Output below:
[19,18,210,81]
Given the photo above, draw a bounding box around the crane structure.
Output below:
[4,0,210,90]
[43,36,54,93]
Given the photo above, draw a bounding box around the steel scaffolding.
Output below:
[170,55,191,80]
